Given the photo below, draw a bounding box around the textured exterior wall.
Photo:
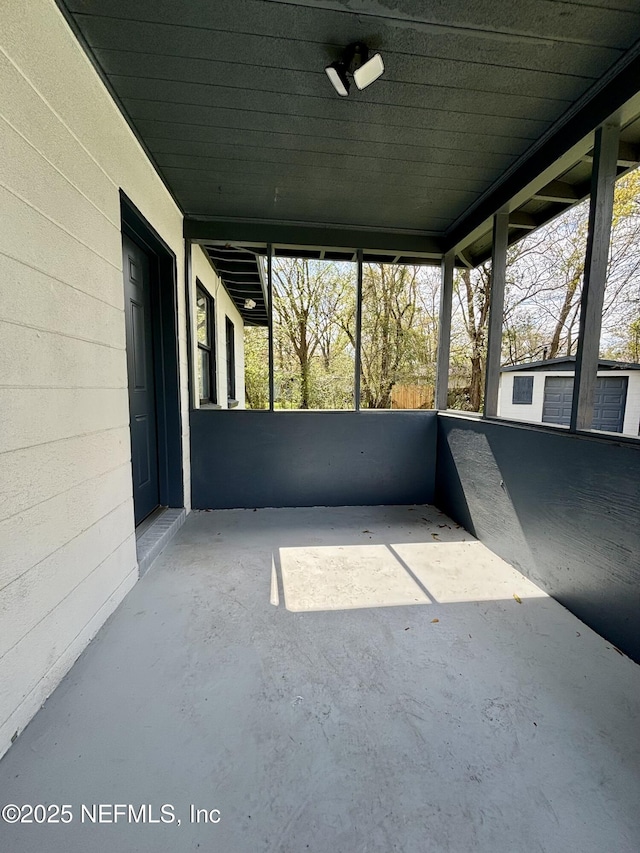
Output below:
[622,372,640,436]
[0,0,189,757]
[191,410,437,509]
[192,247,246,409]
[436,414,640,662]
[498,370,640,436]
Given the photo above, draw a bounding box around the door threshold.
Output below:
[136,507,187,578]
[135,505,166,538]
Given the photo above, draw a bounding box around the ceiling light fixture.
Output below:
[325,42,384,97]
[244,298,256,310]
[353,50,385,90]
[325,61,350,97]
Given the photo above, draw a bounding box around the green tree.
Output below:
[244,326,269,409]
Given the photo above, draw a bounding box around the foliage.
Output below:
[244,327,269,409]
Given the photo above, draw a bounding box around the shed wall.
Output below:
[498,369,640,436]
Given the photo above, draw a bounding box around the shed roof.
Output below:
[501,356,640,373]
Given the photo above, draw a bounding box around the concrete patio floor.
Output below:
[1,505,639,852]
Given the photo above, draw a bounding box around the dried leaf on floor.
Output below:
[431,618,439,623]
[431,533,440,540]
[513,593,522,604]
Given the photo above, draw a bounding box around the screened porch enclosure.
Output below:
[2,2,640,851]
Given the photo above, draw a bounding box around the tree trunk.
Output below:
[469,355,483,411]
[300,363,311,409]
[549,274,580,358]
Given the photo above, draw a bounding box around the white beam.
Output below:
[509,211,537,230]
[584,140,638,168]
[532,180,578,203]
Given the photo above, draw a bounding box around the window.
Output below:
[196,283,216,405]
[512,375,534,404]
[226,316,236,402]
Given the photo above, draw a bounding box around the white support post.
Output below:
[483,207,509,417]
[435,250,455,410]
[184,238,196,410]
[570,122,620,432]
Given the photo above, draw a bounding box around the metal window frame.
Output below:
[225,315,237,402]
[195,281,217,406]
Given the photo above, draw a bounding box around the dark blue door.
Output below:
[123,234,160,525]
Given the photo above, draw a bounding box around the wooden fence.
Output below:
[391,384,434,410]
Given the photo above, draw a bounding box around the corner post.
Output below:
[354,249,363,410]
[184,238,195,410]
[570,121,620,432]
[483,207,509,417]
[267,243,275,411]
[435,250,455,410]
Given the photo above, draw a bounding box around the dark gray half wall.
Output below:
[436,414,640,662]
[190,410,436,510]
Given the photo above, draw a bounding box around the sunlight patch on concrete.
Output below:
[270,557,280,607]
[279,544,430,612]
[279,540,547,612]
[390,541,548,604]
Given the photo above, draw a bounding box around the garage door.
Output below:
[542,377,573,426]
[542,376,628,432]
[592,376,628,432]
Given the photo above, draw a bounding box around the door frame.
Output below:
[121,192,184,512]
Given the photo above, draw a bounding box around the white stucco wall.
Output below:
[621,371,640,436]
[498,370,640,436]
[192,248,246,410]
[0,0,191,758]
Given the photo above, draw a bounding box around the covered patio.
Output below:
[2,1,640,850]
[1,505,639,852]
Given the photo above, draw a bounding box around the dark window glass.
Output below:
[196,283,216,404]
[512,375,534,404]
[198,349,210,402]
[226,316,236,401]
